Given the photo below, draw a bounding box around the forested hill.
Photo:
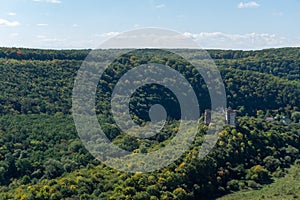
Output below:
[1,47,299,80]
[0,47,299,199]
[0,48,90,61]
[0,47,299,116]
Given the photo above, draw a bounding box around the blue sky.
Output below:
[0,0,300,49]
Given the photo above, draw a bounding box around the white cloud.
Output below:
[94,31,299,50]
[156,4,165,8]
[36,23,48,26]
[97,32,120,38]
[8,12,17,16]
[183,32,296,50]
[238,1,260,9]
[2,30,299,50]
[0,19,20,27]
[33,0,61,3]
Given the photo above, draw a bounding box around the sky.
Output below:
[0,0,300,50]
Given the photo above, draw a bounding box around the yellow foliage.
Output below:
[58,178,67,185]
[237,132,243,138]
[20,194,27,200]
[133,149,140,153]
[42,185,50,194]
[148,175,156,183]
[133,172,142,178]
[252,164,264,172]
[173,187,187,196]
[76,176,83,184]
[158,177,165,183]
[70,185,76,190]
[219,140,224,146]
[49,187,54,194]
[178,162,185,169]
[220,130,227,137]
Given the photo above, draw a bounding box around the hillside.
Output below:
[0,47,299,199]
[219,164,300,200]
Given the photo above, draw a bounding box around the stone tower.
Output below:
[226,107,237,126]
[204,109,211,125]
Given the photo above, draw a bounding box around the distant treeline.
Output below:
[0,48,299,118]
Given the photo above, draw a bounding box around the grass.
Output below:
[218,164,300,200]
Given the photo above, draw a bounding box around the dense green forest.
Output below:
[0,47,299,199]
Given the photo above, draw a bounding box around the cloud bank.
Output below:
[183,32,295,50]
[238,1,260,8]
[156,4,165,9]
[0,19,20,27]
[33,0,61,4]
[1,31,299,50]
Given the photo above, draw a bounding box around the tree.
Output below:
[291,111,300,123]
[44,159,65,179]
[246,165,272,184]
[16,158,32,176]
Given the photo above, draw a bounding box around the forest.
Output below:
[0,47,299,199]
